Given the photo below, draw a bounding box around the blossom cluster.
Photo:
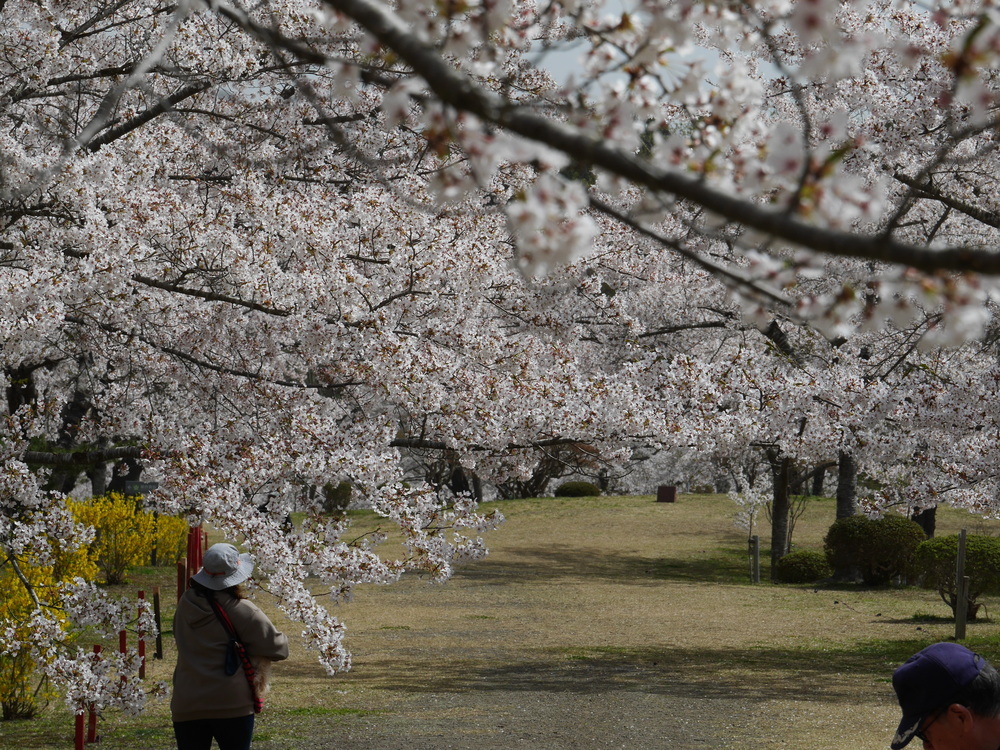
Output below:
[5,0,1000,718]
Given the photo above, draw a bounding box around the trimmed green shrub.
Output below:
[823,514,926,585]
[868,515,928,580]
[823,515,869,578]
[553,481,601,497]
[774,549,831,584]
[913,534,1000,621]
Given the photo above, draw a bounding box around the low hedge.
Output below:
[824,514,926,585]
[913,534,1000,621]
[774,549,831,584]
[553,481,601,497]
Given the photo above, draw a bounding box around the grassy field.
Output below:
[4,493,1000,749]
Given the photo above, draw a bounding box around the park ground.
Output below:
[6,492,1000,749]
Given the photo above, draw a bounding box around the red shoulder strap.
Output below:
[207,597,263,713]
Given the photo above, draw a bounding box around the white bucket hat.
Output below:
[192,543,254,590]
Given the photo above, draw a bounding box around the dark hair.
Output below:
[189,579,247,600]
[952,661,1000,719]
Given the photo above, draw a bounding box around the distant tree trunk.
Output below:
[107,457,143,494]
[912,506,937,538]
[449,466,470,494]
[769,452,792,579]
[43,384,94,494]
[449,466,484,503]
[811,465,826,496]
[88,462,107,497]
[44,468,81,495]
[830,450,860,582]
[836,451,857,519]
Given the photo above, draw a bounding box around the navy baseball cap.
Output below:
[891,642,986,749]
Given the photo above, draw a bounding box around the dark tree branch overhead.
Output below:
[637,321,726,338]
[86,82,211,151]
[590,198,792,306]
[893,171,1000,231]
[24,445,145,467]
[132,274,293,318]
[392,435,647,452]
[61,313,337,390]
[302,0,1000,276]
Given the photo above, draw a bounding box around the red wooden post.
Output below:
[185,527,195,572]
[137,590,146,679]
[186,526,204,581]
[153,586,163,659]
[75,712,85,750]
[87,645,100,743]
[195,526,204,570]
[86,704,98,744]
[119,630,128,688]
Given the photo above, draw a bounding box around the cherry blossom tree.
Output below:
[5,0,1000,716]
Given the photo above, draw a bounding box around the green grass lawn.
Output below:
[4,492,1000,749]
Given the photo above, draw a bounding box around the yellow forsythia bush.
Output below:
[0,542,97,719]
[154,513,189,565]
[69,494,156,584]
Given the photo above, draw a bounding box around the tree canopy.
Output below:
[4,0,1000,713]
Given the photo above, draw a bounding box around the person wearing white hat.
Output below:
[171,543,289,750]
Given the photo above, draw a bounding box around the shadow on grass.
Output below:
[460,544,753,586]
[344,640,928,703]
[879,614,958,625]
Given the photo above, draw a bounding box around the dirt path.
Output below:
[255,611,750,750]
[250,496,903,750]
[276,685,740,750]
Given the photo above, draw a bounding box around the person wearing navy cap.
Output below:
[891,642,1000,749]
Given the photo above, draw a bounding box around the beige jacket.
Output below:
[171,588,289,722]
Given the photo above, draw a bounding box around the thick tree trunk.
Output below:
[770,454,791,579]
[44,469,81,495]
[811,465,826,496]
[912,506,937,538]
[836,450,857,519]
[87,462,107,497]
[829,450,861,582]
[107,457,143,494]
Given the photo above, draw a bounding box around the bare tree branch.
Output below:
[131,274,292,318]
[894,171,1000,230]
[23,445,145,467]
[637,321,726,338]
[86,82,211,151]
